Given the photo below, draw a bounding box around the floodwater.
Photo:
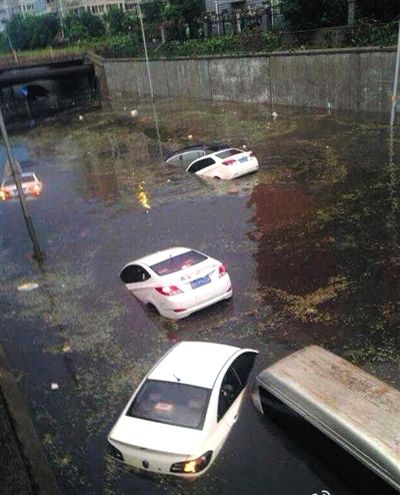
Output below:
[0,97,399,495]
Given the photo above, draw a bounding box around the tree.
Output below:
[104,6,137,36]
[5,14,60,50]
[142,0,164,25]
[280,0,348,30]
[65,12,105,42]
[162,0,205,39]
[356,0,400,23]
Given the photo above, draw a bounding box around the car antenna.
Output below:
[173,374,181,383]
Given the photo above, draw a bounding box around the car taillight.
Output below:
[218,264,226,277]
[249,151,254,156]
[155,286,183,296]
[222,159,236,166]
[105,440,124,462]
[170,451,212,474]
[33,184,41,191]
[0,189,8,200]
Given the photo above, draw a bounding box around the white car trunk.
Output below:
[110,415,206,456]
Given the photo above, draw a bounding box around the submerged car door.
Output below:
[166,149,206,167]
[119,264,152,302]
[207,350,258,455]
[186,157,216,176]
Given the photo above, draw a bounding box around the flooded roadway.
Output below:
[0,98,399,495]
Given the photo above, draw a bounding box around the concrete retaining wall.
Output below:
[101,47,397,112]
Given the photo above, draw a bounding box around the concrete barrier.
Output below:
[101,46,397,112]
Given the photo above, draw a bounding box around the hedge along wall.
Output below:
[101,46,397,113]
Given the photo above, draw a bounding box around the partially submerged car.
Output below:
[120,247,232,320]
[165,143,228,167]
[107,341,258,477]
[252,346,400,492]
[166,144,259,180]
[0,172,42,200]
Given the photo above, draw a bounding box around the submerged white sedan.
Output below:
[166,145,259,180]
[120,247,232,319]
[0,172,42,200]
[107,341,258,477]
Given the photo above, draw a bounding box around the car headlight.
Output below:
[170,451,212,474]
[105,440,124,461]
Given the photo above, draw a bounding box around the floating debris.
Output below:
[62,343,71,353]
[188,134,193,140]
[78,115,84,121]
[17,282,39,292]
[51,383,59,390]
[130,109,138,117]
[272,111,278,120]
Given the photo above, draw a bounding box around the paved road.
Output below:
[0,102,398,494]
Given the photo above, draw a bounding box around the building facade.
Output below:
[0,0,46,31]
[205,0,265,14]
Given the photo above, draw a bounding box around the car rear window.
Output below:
[150,250,207,276]
[215,149,242,159]
[3,175,35,186]
[127,379,210,430]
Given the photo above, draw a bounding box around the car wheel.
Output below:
[147,303,159,315]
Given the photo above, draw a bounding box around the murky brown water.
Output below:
[0,98,399,494]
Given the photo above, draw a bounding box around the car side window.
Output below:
[167,150,205,166]
[120,265,150,284]
[231,352,257,390]
[217,366,241,421]
[187,157,216,174]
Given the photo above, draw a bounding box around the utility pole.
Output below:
[347,0,356,27]
[0,110,43,261]
[136,0,163,160]
[390,18,400,130]
[59,0,65,39]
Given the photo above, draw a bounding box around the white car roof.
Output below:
[149,341,241,389]
[133,247,199,267]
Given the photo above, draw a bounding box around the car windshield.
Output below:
[150,250,207,276]
[127,379,211,430]
[3,175,35,186]
[215,149,242,159]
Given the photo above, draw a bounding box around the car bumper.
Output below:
[159,276,233,319]
[229,158,259,179]
[107,439,211,478]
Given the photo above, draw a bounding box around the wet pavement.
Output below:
[0,389,33,495]
[0,98,399,494]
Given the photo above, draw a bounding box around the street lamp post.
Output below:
[136,0,163,159]
[0,110,43,261]
[58,0,65,39]
[390,18,400,130]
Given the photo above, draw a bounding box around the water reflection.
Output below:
[247,111,400,346]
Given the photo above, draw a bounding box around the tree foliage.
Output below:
[356,0,400,23]
[104,6,137,36]
[280,0,400,30]
[280,0,348,30]
[6,14,59,50]
[142,0,164,25]
[65,12,105,42]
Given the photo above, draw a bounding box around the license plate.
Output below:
[191,275,211,289]
[239,156,248,163]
